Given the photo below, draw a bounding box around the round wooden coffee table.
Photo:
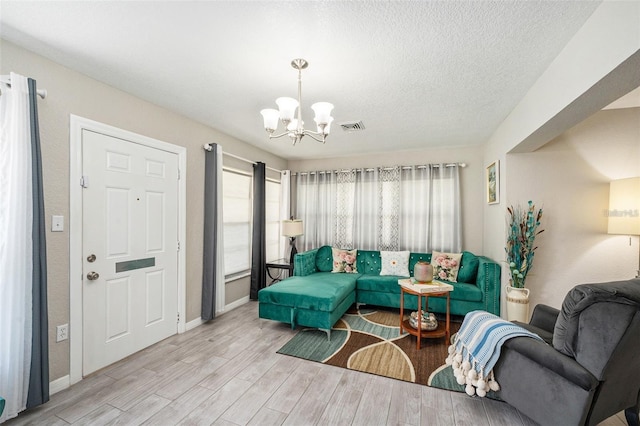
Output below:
[399,285,451,350]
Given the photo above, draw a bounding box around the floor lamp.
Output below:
[608,177,640,278]
[282,219,304,265]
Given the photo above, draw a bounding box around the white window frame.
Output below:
[222,167,253,281]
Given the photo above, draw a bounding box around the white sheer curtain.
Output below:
[428,164,461,252]
[295,171,337,251]
[400,164,461,252]
[294,164,462,253]
[280,170,291,259]
[340,167,401,250]
[214,144,225,315]
[0,73,34,422]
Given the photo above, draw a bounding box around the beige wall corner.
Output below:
[482,1,640,316]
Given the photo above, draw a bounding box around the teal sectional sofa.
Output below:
[258,245,500,338]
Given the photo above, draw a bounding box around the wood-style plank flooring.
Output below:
[6,302,629,426]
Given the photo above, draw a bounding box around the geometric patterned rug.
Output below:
[277,305,463,387]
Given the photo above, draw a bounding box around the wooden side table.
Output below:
[266,258,294,285]
[399,286,451,349]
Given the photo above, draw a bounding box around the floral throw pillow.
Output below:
[380,251,410,277]
[431,251,462,282]
[332,248,358,273]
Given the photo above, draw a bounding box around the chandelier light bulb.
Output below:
[287,119,303,132]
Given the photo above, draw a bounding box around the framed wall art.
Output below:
[486,160,499,204]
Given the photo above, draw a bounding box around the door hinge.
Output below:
[177,312,180,323]
[80,175,89,188]
[177,169,181,180]
[177,241,180,252]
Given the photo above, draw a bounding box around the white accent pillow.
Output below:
[380,251,410,277]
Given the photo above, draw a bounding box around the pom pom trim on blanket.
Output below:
[445,310,544,397]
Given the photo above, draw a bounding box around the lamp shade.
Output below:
[282,219,303,237]
[276,97,298,122]
[316,116,334,135]
[260,109,280,132]
[311,102,334,125]
[608,177,640,235]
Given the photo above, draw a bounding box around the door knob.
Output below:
[87,254,96,262]
[87,271,100,280]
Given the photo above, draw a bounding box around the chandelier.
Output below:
[260,58,334,145]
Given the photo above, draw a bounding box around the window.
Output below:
[222,170,252,276]
[265,179,282,262]
[296,165,461,252]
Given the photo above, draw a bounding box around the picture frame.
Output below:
[486,160,499,204]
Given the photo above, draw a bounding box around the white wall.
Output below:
[288,145,485,254]
[482,1,640,316]
[506,108,640,310]
[1,39,287,381]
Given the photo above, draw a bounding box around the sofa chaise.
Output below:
[258,245,500,337]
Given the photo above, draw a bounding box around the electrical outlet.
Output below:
[56,324,68,342]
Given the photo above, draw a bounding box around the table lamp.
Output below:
[282,219,304,264]
[608,177,640,277]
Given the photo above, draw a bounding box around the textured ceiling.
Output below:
[0,1,603,160]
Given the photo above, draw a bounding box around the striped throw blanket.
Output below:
[445,310,544,397]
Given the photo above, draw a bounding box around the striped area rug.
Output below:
[277,305,462,387]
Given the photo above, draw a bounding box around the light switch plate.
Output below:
[52,215,64,232]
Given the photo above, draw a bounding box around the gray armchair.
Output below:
[494,278,640,426]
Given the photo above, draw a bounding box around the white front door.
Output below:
[81,129,179,375]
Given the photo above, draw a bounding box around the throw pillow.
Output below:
[379,251,410,277]
[431,251,463,282]
[457,252,479,283]
[315,245,334,272]
[332,248,358,273]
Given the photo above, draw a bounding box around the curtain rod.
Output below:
[291,163,467,176]
[203,144,282,173]
[0,75,47,99]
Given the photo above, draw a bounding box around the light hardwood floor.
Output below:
[6,301,629,426]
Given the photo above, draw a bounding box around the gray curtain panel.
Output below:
[26,78,49,409]
[201,144,220,321]
[250,162,266,300]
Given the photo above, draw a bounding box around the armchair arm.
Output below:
[495,336,599,426]
[500,336,598,391]
[293,248,319,277]
[476,256,501,316]
[529,304,560,333]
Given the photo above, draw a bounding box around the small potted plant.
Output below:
[505,200,544,321]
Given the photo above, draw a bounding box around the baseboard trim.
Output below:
[225,296,250,312]
[50,375,70,395]
[186,317,205,331]
[184,297,251,331]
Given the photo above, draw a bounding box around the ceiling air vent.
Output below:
[340,121,366,132]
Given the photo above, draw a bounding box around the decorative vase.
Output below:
[414,261,433,283]
[506,285,530,322]
[410,310,438,331]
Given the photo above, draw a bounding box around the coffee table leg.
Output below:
[417,294,422,350]
[446,292,450,343]
[399,288,404,335]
